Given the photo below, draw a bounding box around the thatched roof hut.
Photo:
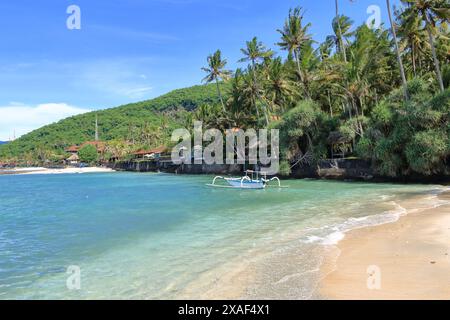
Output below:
[67,154,79,162]
[327,131,352,159]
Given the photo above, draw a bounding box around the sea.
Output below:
[0,172,446,299]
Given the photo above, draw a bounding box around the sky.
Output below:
[0,0,401,140]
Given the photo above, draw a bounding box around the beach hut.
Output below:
[67,154,80,165]
[132,146,167,160]
[327,131,352,159]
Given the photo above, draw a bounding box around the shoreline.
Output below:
[317,191,450,300]
[177,187,450,300]
[0,166,115,175]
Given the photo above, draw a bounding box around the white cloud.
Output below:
[0,103,91,141]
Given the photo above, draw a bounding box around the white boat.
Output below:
[207,170,283,189]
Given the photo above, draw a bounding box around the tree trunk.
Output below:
[216,79,226,112]
[293,50,303,83]
[252,60,269,126]
[328,91,333,116]
[335,0,347,63]
[418,51,423,76]
[293,50,310,98]
[424,15,445,92]
[386,0,409,101]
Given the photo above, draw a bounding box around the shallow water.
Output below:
[0,172,445,299]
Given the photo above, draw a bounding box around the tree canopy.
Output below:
[1,1,449,178]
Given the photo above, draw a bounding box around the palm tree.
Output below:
[239,37,274,125]
[386,0,409,101]
[334,0,351,63]
[201,50,232,112]
[332,15,354,56]
[319,36,335,60]
[239,37,274,69]
[264,57,296,113]
[241,67,265,122]
[313,58,345,116]
[402,0,449,92]
[277,7,313,97]
[106,139,132,162]
[396,6,428,77]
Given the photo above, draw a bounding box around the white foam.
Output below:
[303,236,323,244]
[300,201,408,247]
[321,232,345,245]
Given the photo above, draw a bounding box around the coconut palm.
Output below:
[241,67,265,123]
[319,36,335,60]
[264,57,296,113]
[239,37,274,125]
[226,70,256,127]
[386,0,409,100]
[313,58,346,116]
[277,7,313,97]
[106,139,132,161]
[396,6,429,77]
[201,50,232,112]
[227,69,247,114]
[332,15,354,61]
[334,0,347,62]
[402,0,449,92]
[239,37,274,68]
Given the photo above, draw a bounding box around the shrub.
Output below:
[78,145,99,164]
[278,160,292,177]
[405,130,449,175]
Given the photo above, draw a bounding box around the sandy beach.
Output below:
[319,191,450,300]
[179,188,450,300]
[0,167,115,175]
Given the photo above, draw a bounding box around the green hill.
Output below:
[0,83,225,160]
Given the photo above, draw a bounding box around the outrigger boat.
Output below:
[207,170,284,189]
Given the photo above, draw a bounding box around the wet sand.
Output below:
[319,192,450,300]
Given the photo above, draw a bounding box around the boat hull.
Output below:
[225,178,265,189]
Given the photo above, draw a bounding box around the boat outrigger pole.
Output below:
[207,170,285,189]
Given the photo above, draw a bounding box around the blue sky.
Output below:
[0,0,401,140]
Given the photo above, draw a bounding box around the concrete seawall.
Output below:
[110,158,450,183]
[110,159,377,181]
[111,160,244,175]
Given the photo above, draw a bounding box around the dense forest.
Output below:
[195,0,450,177]
[1,0,449,178]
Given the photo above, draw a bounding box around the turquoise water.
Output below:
[0,172,444,299]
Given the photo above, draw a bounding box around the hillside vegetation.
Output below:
[0,83,226,161]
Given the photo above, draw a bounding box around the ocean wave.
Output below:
[302,188,450,247]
